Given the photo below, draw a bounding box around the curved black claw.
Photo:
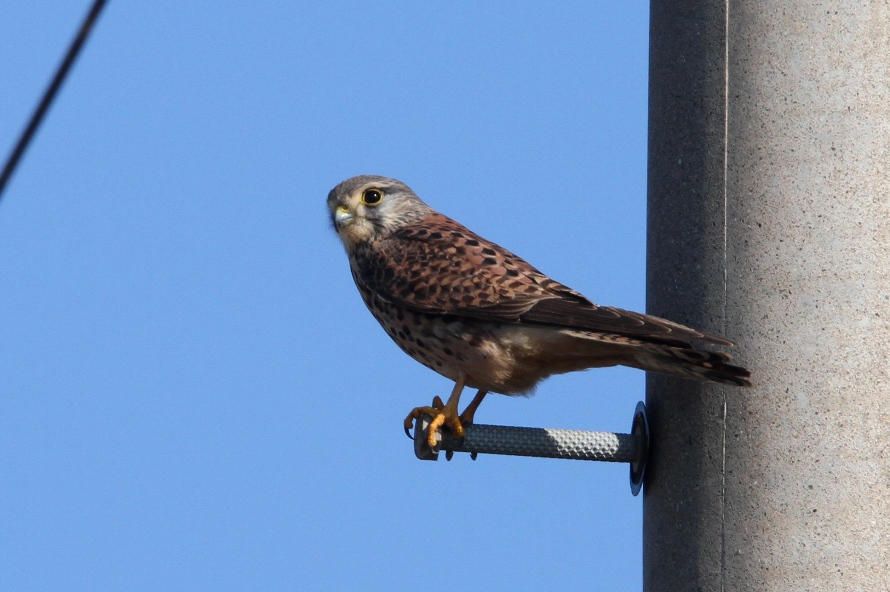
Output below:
[445,450,454,461]
[404,425,414,440]
[470,451,478,461]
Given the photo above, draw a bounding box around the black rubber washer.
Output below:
[630,401,649,496]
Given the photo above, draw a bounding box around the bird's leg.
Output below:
[403,373,468,447]
[458,389,488,460]
[426,373,467,446]
[459,390,487,425]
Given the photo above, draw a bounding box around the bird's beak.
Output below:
[335,206,355,229]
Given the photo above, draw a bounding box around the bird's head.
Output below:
[327,175,433,251]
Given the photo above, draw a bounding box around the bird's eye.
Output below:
[362,189,383,206]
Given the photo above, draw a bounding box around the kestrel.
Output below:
[328,175,751,446]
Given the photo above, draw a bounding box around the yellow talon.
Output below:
[427,413,447,446]
[404,376,491,449]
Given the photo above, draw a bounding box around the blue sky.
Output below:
[1,2,649,590]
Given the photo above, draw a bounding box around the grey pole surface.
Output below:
[645,2,890,590]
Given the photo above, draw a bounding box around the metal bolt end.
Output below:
[413,415,444,460]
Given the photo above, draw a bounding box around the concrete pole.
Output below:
[644,2,890,590]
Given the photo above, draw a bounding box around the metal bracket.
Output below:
[414,401,650,496]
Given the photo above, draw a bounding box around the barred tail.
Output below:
[632,346,753,387]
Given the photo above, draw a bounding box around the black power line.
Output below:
[0,0,109,202]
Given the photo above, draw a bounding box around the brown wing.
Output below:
[353,213,732,348]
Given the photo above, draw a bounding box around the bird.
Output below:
[327,175,752,447]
